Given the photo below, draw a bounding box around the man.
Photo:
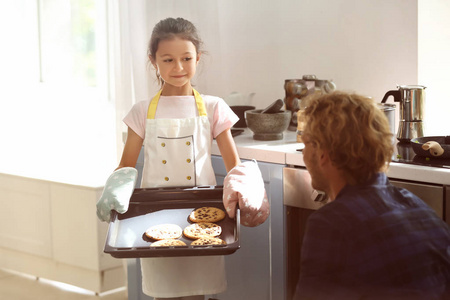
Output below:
[294,92,450,299]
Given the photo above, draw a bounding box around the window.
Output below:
[0,0,116,186]
[38,0,107,89]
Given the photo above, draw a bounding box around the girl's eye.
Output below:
[184,57,192,61]
[163,59,173,63]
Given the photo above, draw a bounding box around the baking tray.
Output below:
[104,185,240,258]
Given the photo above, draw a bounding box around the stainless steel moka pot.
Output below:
[381,85,426,142]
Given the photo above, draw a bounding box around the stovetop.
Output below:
[392,142,450,169]
[297,141,450,169]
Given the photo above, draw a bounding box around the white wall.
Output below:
[194,0,417,110]
[418,0,450,136]
[140,0,450,136]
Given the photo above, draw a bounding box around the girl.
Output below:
[98,17,241,300]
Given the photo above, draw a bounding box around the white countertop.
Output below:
[213,130,302,165]
[212,129,450,186]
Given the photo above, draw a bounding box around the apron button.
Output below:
[164,177,169,181]
[187,176,192,180]
[162,160,167,164]
[161,143,166,147]
[186,141,191,146]
[186,158,191,163]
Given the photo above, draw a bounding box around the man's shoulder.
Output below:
[310,199,357,226]
[310,186,385,225]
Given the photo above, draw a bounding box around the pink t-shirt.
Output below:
[123,94,238,140]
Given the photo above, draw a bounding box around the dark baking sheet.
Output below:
[104,186,240,258]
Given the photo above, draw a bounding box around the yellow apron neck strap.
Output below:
[147,90,162,119]
[193,89,207,117]
[147,89,207,119]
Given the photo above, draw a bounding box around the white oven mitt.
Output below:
[96,167,138,222]
[223,160,270,227]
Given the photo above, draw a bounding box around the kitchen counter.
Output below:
[212,129,301,165]
[212,129,450,185]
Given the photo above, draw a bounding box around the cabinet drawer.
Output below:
[390,180,444,219]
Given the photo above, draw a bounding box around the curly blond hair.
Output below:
[302,91,394,185]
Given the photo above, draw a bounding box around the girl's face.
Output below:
[151,37,199,92]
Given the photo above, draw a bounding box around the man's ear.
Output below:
[317,148,330,167]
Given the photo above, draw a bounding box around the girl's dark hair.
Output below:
[148,18,203,85]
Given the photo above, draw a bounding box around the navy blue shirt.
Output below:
[295,173,450,300]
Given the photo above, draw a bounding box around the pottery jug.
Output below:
[284,75,336,135]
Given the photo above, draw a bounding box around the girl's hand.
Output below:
[96,127,143,222]
[96,167,138,222]
[222,160,270,227]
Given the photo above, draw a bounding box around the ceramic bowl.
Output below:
[245,110,291,141]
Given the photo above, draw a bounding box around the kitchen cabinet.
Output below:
[447,186,450,226]
[211,155,285,300]
[0,173,125,293]
[282,167,319,299]
[389,179,444,220]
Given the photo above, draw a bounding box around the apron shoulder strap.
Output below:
[147,90,162,119]
[193,89,207,117]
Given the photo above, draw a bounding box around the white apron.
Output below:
[140,89,226,298]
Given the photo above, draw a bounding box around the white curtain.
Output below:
[109,0,221,158]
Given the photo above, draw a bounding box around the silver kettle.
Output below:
[381,85,426,142]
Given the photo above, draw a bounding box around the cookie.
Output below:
[145,224,182,241]
[151,239,186,247]
[191,236,227,246]
[183,222,222,239]
[189,207,226,223]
